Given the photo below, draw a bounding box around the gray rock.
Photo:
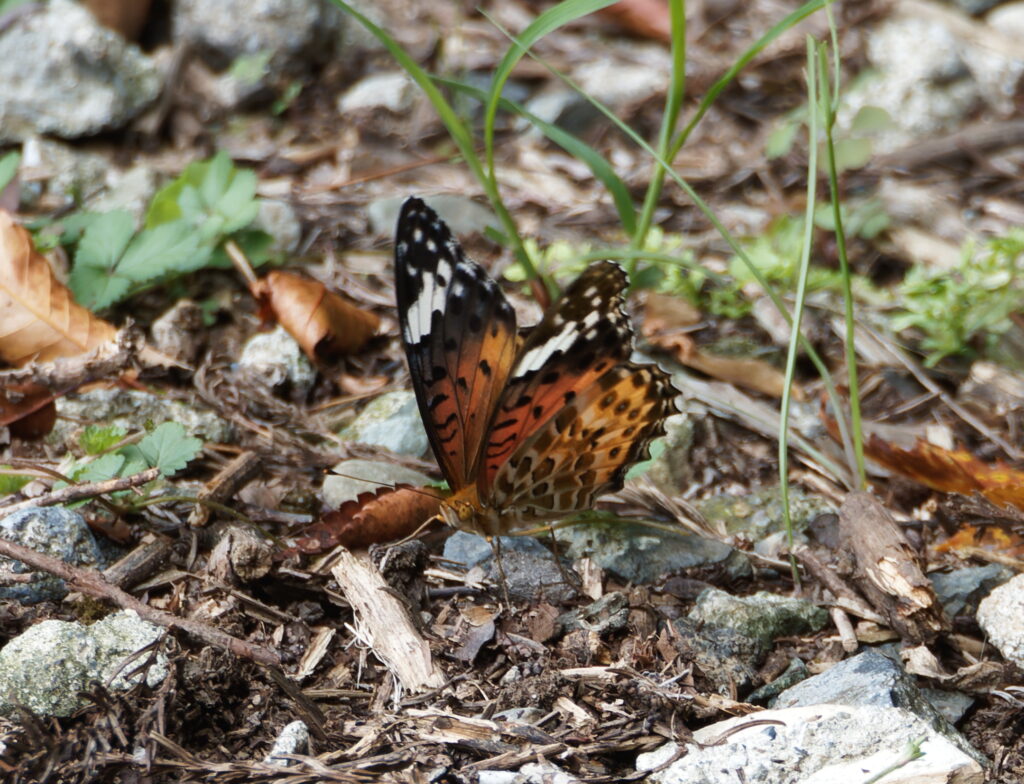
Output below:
[19,137,110,211]
[930,564,1013,617]
[237,325,317,397]
[54,388,233,448]
[746,657,808,704]
[0,610,167,717]
[557,592,629,635]
[338,390,429,457]
[689,589,828,648]
[367,195,499,239]
[696,486,833,542]
[255,199,302,255]
[669,618,763,691]
[976,573,1024,668]
[0,507,104,603]
[323,459,434,509]
[521,88,604,138]
[173,0,343,72]
[572,44,671,107]
[264,720,309,766]
[922,688,975,726]
[771,650,985,764]
[636,704,984,784]
[643,412,697,496]
[478,763,580,784]
[555,521,737,584]
[0,0,160,143]
[339,71,416,114]
[443,531,551,569]
[485,549,577,603]
[87,164,160,226]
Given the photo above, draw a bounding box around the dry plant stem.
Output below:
[793,545,883,623]
[188,451,261,528]
[0,534,281,667]
[0,467,161,517]
[837,492,948,644]
[330,547,445,693]
[830,607,858,653]
[224,239,259,292]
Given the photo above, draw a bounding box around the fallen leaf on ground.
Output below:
[0,211,117,366]
[281,485,443,556]
[0,382,56,439]
[862,434,1024,511]
[935,524,1024,559]
[645,330,796,400]
[598,0,671,42]
[254,270,381,359]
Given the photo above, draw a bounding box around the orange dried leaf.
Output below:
[285,485,443,556]
[0,211,117,366]
[598,0,671,42]
[860,433,1024,512]
[256,270,380,359]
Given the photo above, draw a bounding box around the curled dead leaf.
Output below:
[281,485,443,557]
[0,211,117,366]
[0,382,56,439]
[255,270,381,359]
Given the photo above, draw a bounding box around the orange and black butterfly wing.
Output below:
[480,261,635,489]
[395,197,516,491]
[491,362,678,527]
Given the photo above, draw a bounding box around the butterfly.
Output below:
[395,197,678,537]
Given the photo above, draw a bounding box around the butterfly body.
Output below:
[395,197,677,537]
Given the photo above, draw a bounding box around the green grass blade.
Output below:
[482,0,619,191]
[327,0,536,279]
[438,76,636,234]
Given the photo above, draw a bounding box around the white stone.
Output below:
[977,572,1024,667]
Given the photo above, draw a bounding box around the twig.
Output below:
[0,468,162,518]
[0,535,280,667]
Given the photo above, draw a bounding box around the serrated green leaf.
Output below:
[116,222,208,282]
[74,452,127,483]
[137,422,203,477]
[79,424,128,455]
[75,210,135,269]
[68,265,132,310]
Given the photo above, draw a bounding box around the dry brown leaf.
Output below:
[82,0,151,39]
[0,382,56,439]
[281,485,443,557]
[598,0,671,42]
[255,270,381,359]
[0,211,117,366]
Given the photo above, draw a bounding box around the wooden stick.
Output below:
[0,468,161,517]
[331,548,444,693]
[838,492,948,644]
[0,535,280,667]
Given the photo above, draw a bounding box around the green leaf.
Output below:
[625,437,668,480]
[137,422,203,477]
[116,222,208,282]
[69,210,138,308]
[766,120,800,159]
[79,425,128,455]
[0,150,20,192]
[850,105,893,134]
[75,452,127,483]
[831,137,872,172]
[228,50,273,86]
[0,468,31,496]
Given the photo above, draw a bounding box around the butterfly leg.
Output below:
[486,534,513,608]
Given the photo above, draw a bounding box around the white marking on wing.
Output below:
[429,258,453,338]
[406,270,434,344]
[514,320,581,376]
